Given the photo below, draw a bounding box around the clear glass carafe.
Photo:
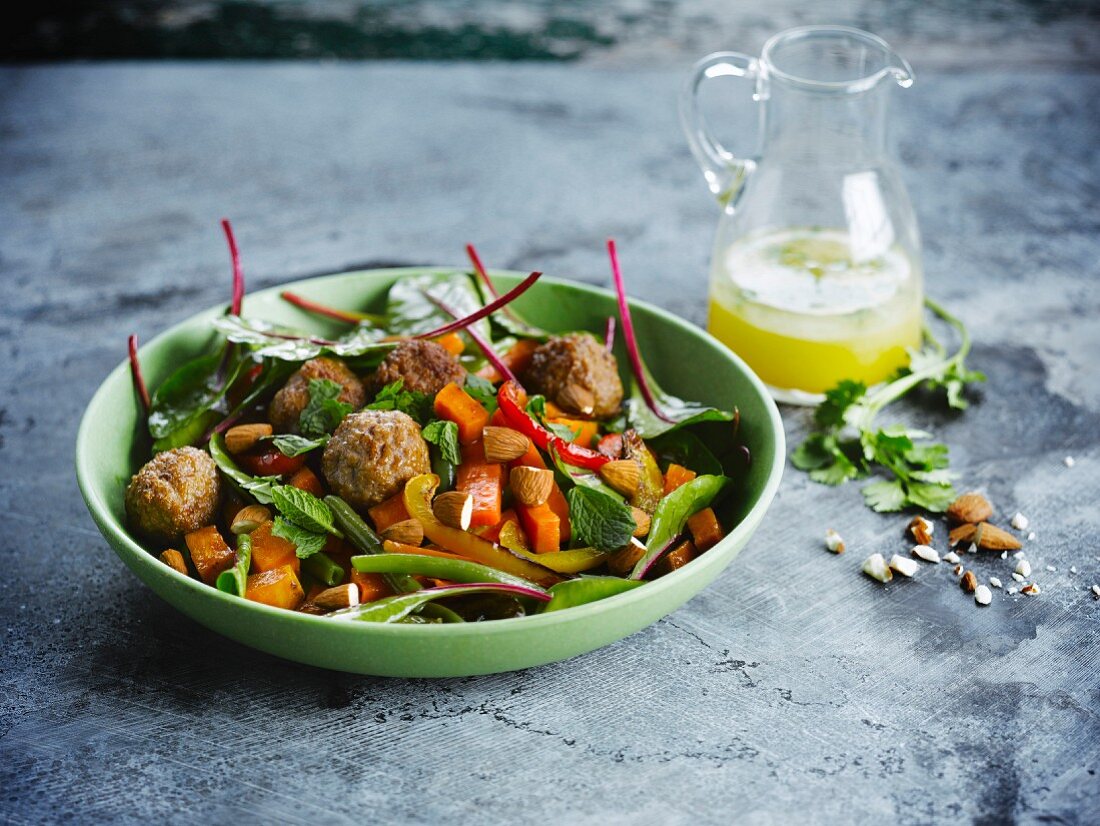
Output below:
[681,26,922,404]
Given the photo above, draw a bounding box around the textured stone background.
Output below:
[2,5,1100,825]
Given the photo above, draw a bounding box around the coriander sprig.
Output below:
[791,299,985,513]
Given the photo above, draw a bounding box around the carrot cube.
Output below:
[245,564,305,610]
[184,525,235,584]
[250,521,300,575]
[434,382,490,444]
[433,332,465,356]
[663,463,697,495]
[350,570,394,603]
[687,508,724,551]
[548,417,598,448]
[515,503,560,553]
[457,441,503,527]
[286,466,325,497]
[368,491,410,533]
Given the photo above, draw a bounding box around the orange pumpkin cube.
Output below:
[250,521,300,575]
[245,564,305,610]
[184,525,235,584]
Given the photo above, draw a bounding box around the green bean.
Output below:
[215,533,252,598]
[301,550,344,587]
[326,495,420,594]
[351,553,548,595]
[329,583,550,623]
[539,576,644,613]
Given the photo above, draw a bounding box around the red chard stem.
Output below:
[422,291,522,388]
[128,334,151,415]
[221,218,244,315]
[415,271,542,340]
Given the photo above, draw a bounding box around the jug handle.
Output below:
[679,52,762,209]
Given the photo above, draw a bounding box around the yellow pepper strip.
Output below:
[498,521,609,574]
[402,474,563,588]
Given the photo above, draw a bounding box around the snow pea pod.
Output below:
[215,533,251,598]
[539,576,645,613]
[351,553,548,596]
[326,495,420,594]
[330,583,550,623]
[629,474,729,580]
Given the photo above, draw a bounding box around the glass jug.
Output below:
[680,26,922,404]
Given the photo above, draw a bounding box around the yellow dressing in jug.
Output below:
[707,228,922,397]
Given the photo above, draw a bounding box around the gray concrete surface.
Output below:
[1,63,1099,823]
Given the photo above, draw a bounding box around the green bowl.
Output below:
[76,268,784,677]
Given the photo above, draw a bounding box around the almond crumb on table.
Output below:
[975,585,993,605]
[862,553,892,583]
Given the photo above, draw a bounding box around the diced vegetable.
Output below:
[238,448,307,478]
[663,463,697,495]
[159,549,188,575]
[629,475,729,580]
[434,332,466,356]
[456,441,503,527]
[286,466,325,497]
[350,570,394,603]
[480,508,518,543]
[434,382,490,444]
[510,441,572,542]
[653,538,697,576]
[686,508,724,551]
[607,540,646,576]
[184,525,235,584]
[403,474,562,587]
[352,553,548,595]
[367,491,411,533]
[476,338,540,384]
[540,576,645,613]
[249,521,300,574]
[245,564,305,610]
[515,503,560,554]
[548,417,599,447]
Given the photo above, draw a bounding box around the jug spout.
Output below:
[885,51,915,89]
[761,25,915,94]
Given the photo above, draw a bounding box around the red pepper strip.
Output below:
[497,381,609,471]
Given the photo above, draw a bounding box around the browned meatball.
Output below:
[321,409,430,510]
[268,357,366,433]
[522,333,624,419]
[372,340,464,396]
[125,447,222,543]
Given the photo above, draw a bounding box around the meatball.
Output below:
[268,357,366,433]
[372,340,464,396]
[125,446,222,543]
[522,333,624,419]
[321,409,431,510]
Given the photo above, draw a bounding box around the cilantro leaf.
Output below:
[271,517,328,559]
[814,379,866,429]
[421,419,461,466]
[366,379,434,425]
[566,487,637,552]
[861,480,907,512]
[299,379,354,438]
[463,374,498,414]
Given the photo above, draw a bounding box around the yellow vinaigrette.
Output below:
[707,228,923,398]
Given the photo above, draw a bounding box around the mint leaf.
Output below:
[271,433,329,457]
[566,487,637,552]
[271,517,328,559]
[366,379,434,425]
[421,419,461,466]
[299,379,354,438]
[271,485,341,537]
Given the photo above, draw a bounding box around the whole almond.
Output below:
[558,383,595,416]
[630,507,651,537]
[482,427,530,463]
[949,521,1021,551]
[231,504,272,535]
[511,466,554,506]
[961,570,978,593]
[381,518,424,547]
[599,459,641,497]
[224,423,273,455]
[947,492,993,524]
[432,491,473,531]
[313,583,359,611]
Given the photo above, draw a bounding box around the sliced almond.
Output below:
[159,549,188,575]
[1015,559,1032,578]
[224,423,274,455]
[961,570,978,593]
[824,529,845,554]
[974,585,992,606]
[943,551,961,564]
[558,383,595,416]
[511,466,554,506]
[432,491,473,531]
[946,491,993,524]
[862,553,892,583]
[1020,583,1041,596]
[381,518,424,547]
[482,426,530,463]
[231,504,272,535]
[314,583,359,611]
[599,459,641,497]
[630,507,651,538]
[949,522,1021,551]
[911,544,940,563]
